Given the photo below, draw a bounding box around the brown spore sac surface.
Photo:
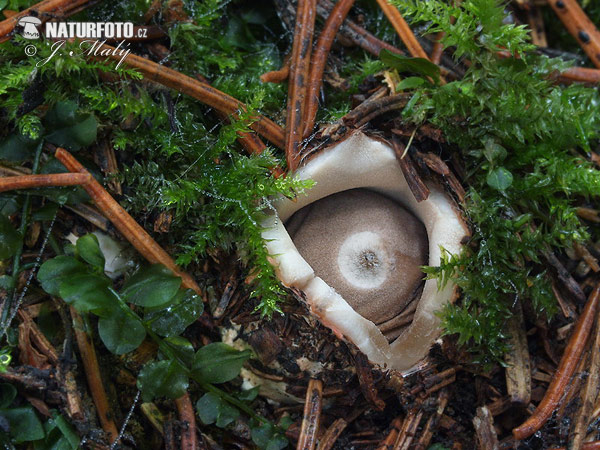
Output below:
[286,188,428,340]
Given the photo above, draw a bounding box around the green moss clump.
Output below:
[396,0,600,364]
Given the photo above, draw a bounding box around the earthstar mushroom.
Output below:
[262,132,467,372]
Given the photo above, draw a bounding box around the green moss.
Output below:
[397,0,600,364]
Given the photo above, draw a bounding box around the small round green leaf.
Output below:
[76,234,105,269]
[0,406,44,443]
[122,264,181,307]
[98,310,146,355]
[196,392,239,428]
[483,139,507,163]
[38,255,87,296]
[486,167,513,191]
[137,360,188,402]
[58,274,116,313]
[397,76,426,91]
[145,289,203,337]
[192,343,251,384]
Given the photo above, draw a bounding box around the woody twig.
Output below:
[549,0,600,69]
[0,0,92,43]
[285,0,316,171]
[54,147,202,295]
[513,284,600,440]
[94,43,285,149]
[303,0,355,138]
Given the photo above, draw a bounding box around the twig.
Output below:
[354,353,385,411]
[196,74,268,156]
[0,173,91,193]
[504,301,531,406]
[473,406,499,450]
[95,43,285,149]
[71,308,120,444]
[549,0,600,69]
[0,0,92,43]
[18,310,84,420]
[527,6,548,47]
[285,0,316,171]
[392,137,430,202]
[343,92,409,127]
[375,0,429,59]
[313,0,403,57]
[54,148,202,295]
[376,416,403,450]
[413,151,465,202]
[430,33,446,65]
[297,379,323,450]
[557,66,600,83]
[414,390,450,450]
[570,299,600,450]
[175,393,200,450]
[394,408,423,450]
[261,60,290,83]
[544,250,586,304]
[513,284,600,440]
[303,0,355,138]
[316,418,347,450]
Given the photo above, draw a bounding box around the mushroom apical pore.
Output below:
[262,132,468,372]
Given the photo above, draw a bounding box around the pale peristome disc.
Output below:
[261,131,467,372]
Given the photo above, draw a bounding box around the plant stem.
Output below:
[2,142,44,328]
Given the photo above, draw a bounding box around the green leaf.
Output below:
[266,435,288,450]
[482,139,507,163]
[0,215,22,260]
[196,392,240,428]
[251,423,288,450]
[0,133,40,162]
[38,256,87,296]
[380,49,440,83]
[137,360,189,402]
[0,406,44,443]
[98,310,146,355]
[486,167,513,190]
[122,264,181,308]
[192,343,251,384]
[76,234,105,269]
[397,76,426,91]
[34,412,80,450]
[58,274,116,313]
[0,384,16,409]
[237,386,259,402]
[145,289,203,337]
[0,195,19,216]
[44,101,98,151]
